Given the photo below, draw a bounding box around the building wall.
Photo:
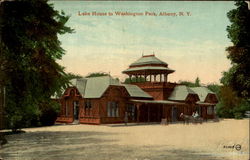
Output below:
[56,85,216,125]
[56,87,83,123]
[133,82,176,100]
[57,85,131,124]
[99,86,129,124]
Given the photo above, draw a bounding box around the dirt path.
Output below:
[0,119,249,160]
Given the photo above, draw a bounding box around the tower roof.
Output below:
[129,54,168,67]
[122,54,174,75]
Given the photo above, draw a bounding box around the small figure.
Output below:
[192,112,195,117]
[194,111,199,118]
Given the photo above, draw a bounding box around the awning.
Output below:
[130,99,186,105]
[196,101,216,106]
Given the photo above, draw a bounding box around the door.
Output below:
[73,101,79,120]
[172,106,178,122]
[126,104,137,122]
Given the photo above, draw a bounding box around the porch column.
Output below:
[147,104,150,122]
[136,104,140,122]
[164,74,168,82]
[205,106,208,121]
[158,104,161,121]
[150,74,152,82]
[212,106,215,119]
[160,74,162,82]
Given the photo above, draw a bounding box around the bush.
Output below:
[216,102,234,118]
[39,101,60,126]
[234,112,243,119]
[216,100,250,119]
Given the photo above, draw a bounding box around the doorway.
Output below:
[73,101,79,120]
[172,106,178,122]
[126,104,137,122]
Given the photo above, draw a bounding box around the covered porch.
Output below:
[128,99,188,123]
[195,101,217,120]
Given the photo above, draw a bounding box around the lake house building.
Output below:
[56,54,218,124]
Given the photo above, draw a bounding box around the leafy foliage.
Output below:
[215,85,250,119]
[224,0,250,98]
[179,77,201,87]
[124,77,146,84]
[86,72,109,78]
[0,0,73,131]
[215,0,250,119]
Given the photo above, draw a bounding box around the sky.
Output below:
[52,1,236,85]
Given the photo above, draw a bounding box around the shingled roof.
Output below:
[68,76,152,99]
[191,87,217,102]
[129,55,168,67]
[122,84,152,98]
[168,85,198,101]
[123,55,175,75]
[70,78,87,97]
[84,76,119,98]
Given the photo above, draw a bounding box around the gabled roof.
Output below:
[122,84,152,98]
[84,76,120,98]
[130,55,167,67]
[191,87,216,102]
[67,76,153,99]
[168,85,198,101]
[70,78,87,97]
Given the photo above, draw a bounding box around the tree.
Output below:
[195,77,200,87]
[179,77,201,87]
[124,77,146,84]
[216,85,250,118]
[225,0,250,98]
[207,83,221,95]
[86,72,109,78]
[0,0,73,131]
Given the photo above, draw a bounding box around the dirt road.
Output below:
[0,119,249,160]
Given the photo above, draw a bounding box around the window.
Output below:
[85,100,92,109]
[107,101,119,117]
[70,89,75,96]
[207,106,214,115]
[126,104,136,121]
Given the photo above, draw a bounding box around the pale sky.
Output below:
[52,1,236,85]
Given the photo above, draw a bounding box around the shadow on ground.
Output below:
[0,130,229,160]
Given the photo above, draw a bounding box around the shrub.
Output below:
[234,112,243,119]
[39,101,60,126]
